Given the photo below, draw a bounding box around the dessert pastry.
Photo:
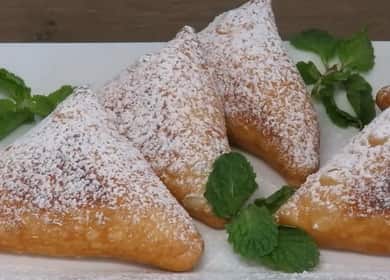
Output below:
[0,87,203,271]
[277,108,390,255]
[102,26,230,228]
[198,0,320,185]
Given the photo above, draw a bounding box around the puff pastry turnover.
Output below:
[198,0,320,185]
[0,88,203,271]
[278,108,390,255]
[102,27,230,228]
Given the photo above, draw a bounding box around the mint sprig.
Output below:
[226,188,319,272]
[205,153,320,273]
[0,68,73,140]
[205,152,257,219]
[291,28,376,129]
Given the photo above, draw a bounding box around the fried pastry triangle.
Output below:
[102,27,230,228]
[278,109,390,255]
[198,0,320,185]
[0,88,203,271]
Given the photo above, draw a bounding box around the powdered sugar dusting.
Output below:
[281,108,390,218]
[101,27,230,210]
[198,0,319,172]
[0,87,198,243]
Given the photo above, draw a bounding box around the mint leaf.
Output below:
[260,226,320,273]
[0,99,17,115]
[337,30,375,72]
[0,68,74,139]
[290,29,338,63]
[0,68,31,103]
[205,152,257,219]
[47,85,74,106]
[255,186,295,214]
[28,86,74,118]
[296,62,322,85]
[28,95,55,117]
[0,68,26,87]
[322,70,350,85]
[320,86,362,128]
[0,110,34,140]
[344,74,376,126]
[226,205,278,258]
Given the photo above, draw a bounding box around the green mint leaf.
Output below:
[0,68,26,87]
[28,95,55,117]
[0,99,17,115]
[322,70,351,85]
[0,110,34,140]
[344,74,376,126]
[0,68,73,139]
[226,205,278,258]
[337,29,375,72]
[254,186,296,214]
[320,86,362,128]
[296,61,322,85]
[290,29,338,63]
[260,226,320,273]
[47,85,74,106]
[205,152,257,219]
[0,68,31,103]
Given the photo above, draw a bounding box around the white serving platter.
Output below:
[0,42,389,280]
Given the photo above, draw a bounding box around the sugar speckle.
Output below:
[0,87,199,244]
[198,0,319,173]
[101,26,230,215]
[281,108,390,218]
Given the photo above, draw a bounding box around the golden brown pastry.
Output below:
[102,26,230,228]
[278,108,390,255]
[0,87,203,271]
[198,0,320,185]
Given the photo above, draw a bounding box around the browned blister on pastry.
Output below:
[198,0,320,185]
[277,108,390,255]
[102,27,230,228]
[0,88,203,271]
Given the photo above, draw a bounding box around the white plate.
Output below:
[0,42,389,280]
